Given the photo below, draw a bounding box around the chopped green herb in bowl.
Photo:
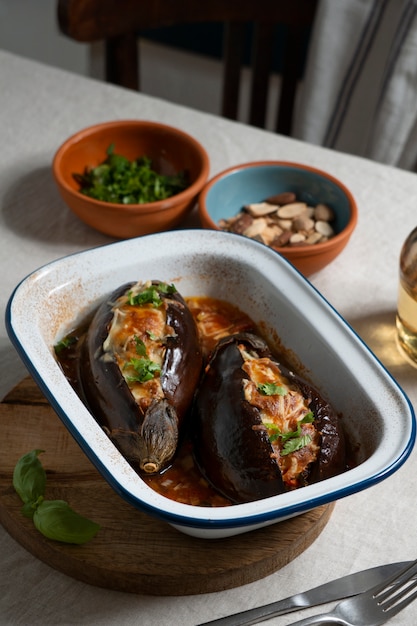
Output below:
[52,119,210,238]
[73,144,188,205]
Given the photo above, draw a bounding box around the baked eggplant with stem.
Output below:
[80,280,203,474]
[192,332,346,503]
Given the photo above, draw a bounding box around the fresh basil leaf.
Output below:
[13,449,46,505]
[33,500,100,544]
[21,496,44,519]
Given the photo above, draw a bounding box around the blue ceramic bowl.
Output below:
[198,161,358,276]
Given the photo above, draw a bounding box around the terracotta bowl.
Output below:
[198,161,358,276]
[53,120,210,238]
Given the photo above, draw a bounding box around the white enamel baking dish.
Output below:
[6,230,415,538]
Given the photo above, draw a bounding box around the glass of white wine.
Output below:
[397,226,417,366]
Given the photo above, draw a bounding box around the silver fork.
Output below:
[285,559,417,625]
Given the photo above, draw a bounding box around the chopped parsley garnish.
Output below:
[127,283,176,308]
[54,335,77,355]
[134,336,147,356]
[282,435,312,456]
[300,411,314,423]
[125,357,161,383]
[73,145,188,205]
[128,336,160,381]
[257,382,287,396]
[265,412,315,455]
[157,283,177,295]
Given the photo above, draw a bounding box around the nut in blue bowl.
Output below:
[198,161,358,276]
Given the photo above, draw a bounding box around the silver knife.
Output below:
[197,561,411,626]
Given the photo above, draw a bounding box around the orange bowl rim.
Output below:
[52,119,211,213]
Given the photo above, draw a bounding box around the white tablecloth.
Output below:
[1,50,417,625]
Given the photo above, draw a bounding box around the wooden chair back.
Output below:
[57,0,318,135]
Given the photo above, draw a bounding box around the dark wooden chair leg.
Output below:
[275,24,305,135]
[249,22,275,129]
[221,21,246,120]
[105,33,139,90]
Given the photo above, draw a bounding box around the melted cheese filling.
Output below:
[104,285,175,411]
[239,345,320,488]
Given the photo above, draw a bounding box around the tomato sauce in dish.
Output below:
[185,296,255,358]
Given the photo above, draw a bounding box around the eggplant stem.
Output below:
[142,461,159,474]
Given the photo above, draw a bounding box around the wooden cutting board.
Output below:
[0,377,334,596]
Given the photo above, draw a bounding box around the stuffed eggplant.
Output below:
[80,280,203,474]
[193,332,346,503]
